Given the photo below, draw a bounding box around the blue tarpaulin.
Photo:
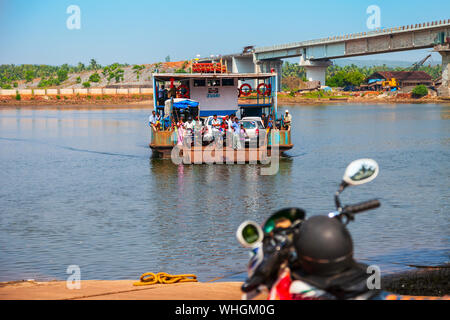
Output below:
[368,79,383,84]
[172,99,199,109]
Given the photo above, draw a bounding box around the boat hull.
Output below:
[149,144,293,163]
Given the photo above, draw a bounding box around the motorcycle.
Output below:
[236,158,383,300]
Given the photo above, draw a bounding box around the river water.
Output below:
[0,104,449,282]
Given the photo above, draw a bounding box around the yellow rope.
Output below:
[133,272,198,286]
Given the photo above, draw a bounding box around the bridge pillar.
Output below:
[256,59,283,91]
[438,50,450,97]
[299,57,332,87]
[232,55,257,88]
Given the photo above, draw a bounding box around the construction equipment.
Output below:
[382,78,398,91]
[411,54,432,71]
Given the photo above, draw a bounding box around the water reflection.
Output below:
[0,105,448,282]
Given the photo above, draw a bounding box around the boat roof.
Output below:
[152,73,275,81]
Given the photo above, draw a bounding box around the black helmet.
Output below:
[294,215,354,276]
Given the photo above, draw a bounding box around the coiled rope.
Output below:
[133,272,198,286]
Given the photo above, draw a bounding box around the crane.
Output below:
[410,54,432,71]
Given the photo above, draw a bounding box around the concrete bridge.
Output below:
[217,19,450,95]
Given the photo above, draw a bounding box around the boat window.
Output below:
[242,121,257,129]
[207,79,221,87]
[222,78,234,86]
[194,79,206,87]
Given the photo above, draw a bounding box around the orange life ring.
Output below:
[177,84,189,98]
[239,83,252,97]
[257,83,271,96]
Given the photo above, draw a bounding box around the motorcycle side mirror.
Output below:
[262,207,306,234]
[335,159,379,210]
[341,158,379,190]
[236,221,264,248]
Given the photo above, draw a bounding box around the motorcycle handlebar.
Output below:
[342,199,380,215]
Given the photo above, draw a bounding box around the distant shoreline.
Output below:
[0,96,154,109]
[1,95,449,110]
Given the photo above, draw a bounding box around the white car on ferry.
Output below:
[241,117,265,144]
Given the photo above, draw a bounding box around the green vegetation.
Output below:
[281,62,442,90]
[412,84,428,98]
[0,59,102,88]
[89,72,101,83]
[326,70,365,87]
[132,65,145,80]
[38,77,60,88]
[282,61,307,80]
[57,67,69,83]
[326,63,442,85]
[76,76,81,84]
[15,92,21,101]
[82,81,91,88]
[89,59,100,71]
[102,63,125,83]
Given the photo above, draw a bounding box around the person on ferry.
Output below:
[193,116,203,131]
[283,110,292,129]
[261,113,268,128]
[158,85,167,106]
[193,116,203,145]
[267,114,274,132]
[221,117,229,132]
[182,117,194,146]
[222,115,232,133]
[239,123,249,148]
[232,117,241,149]
[184,117,195,131]
[220,115,232,145]
[149,110,161,131]
[149,111,156,127]
[167,84,177,99]
[155,111,162,130]
[176,118,184,146]
[211,114,221,144]
[211,114,221,129]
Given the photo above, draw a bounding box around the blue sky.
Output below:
[0,0,449,65]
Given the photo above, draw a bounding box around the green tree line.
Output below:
[0,59,130,89]
[282,62,442,89]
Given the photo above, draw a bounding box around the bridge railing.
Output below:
[255,19,450,53]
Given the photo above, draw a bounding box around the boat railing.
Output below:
[150,126,176,147]
[267,128,292,147]
[151,126,291,149]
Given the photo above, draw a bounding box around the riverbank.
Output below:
[276,93,450,105]
[0,280,245,300]
[1,267,448,299]
[1,93,450,109]
[0,95,153,109]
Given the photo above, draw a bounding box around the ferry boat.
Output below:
[149,63,293,163]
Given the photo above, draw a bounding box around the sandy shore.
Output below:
[1,267,448,299]
[1,95,449,109]
[0,280,248,300]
